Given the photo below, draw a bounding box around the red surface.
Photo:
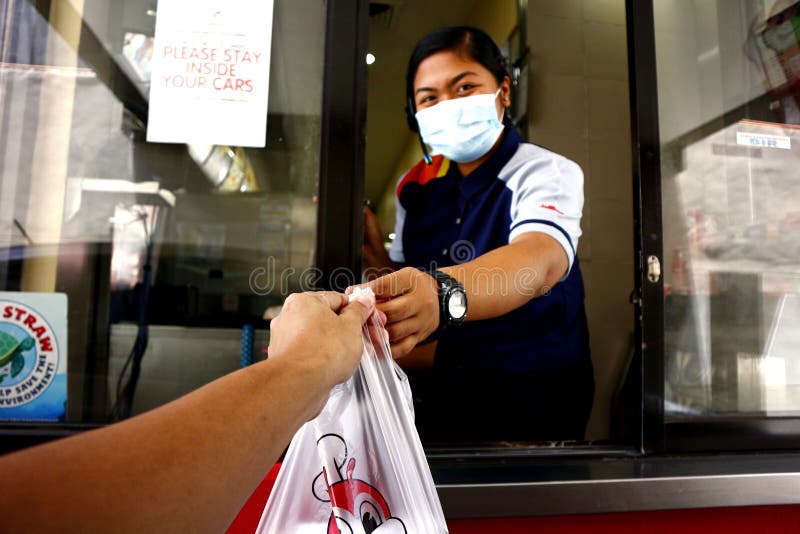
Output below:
[228,464,800,533]
[226,463,281,534]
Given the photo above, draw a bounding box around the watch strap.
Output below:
[418,268,466,344]
[429,269,460,290]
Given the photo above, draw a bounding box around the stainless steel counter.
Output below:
[432,451,800,516]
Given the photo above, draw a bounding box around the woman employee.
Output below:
[362,25,594,443]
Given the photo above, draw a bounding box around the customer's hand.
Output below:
[354,268,439,359]
[268,292,374,388]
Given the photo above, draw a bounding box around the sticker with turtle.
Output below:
[0,332,34,384]
[0,294,67,419]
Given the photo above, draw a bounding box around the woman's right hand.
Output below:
[362,205,395,277]
[356,267,440,360]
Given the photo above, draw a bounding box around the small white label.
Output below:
[736,131,791,150]
[147,0,275,147]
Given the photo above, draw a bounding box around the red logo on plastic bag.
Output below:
[313,434,407,534]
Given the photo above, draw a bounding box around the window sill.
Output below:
[433,451,800,517]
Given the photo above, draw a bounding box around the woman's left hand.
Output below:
[362,206,395,275]
[353,267,439,359]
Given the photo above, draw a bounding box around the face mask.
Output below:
[415,89,504,163]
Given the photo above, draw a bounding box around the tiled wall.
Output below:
[527,0,634,440]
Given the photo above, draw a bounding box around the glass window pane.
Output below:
[656,0,800,418]
[0,0,323,424]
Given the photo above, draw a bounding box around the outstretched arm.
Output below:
[0,291,374,533]
[362,232,567,359]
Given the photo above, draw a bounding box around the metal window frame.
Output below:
[633,0,800,453]
[315,0,369,292]
[626,0,664,454]
[8,0,800,519]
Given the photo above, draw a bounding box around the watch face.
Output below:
[447,289,467,320]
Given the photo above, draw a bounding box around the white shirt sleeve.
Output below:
[503,145,584,275]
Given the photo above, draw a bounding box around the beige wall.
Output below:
[527,0,633,440]
[467,0,518,42]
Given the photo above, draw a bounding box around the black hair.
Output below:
[405,25,510,132]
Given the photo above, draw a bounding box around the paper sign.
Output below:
[147,0,275,147]
[0,292,68,421]
[736,131,791,150]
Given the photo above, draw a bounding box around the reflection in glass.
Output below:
[187,145,260,192]
[657,0,800,418]
[0,0,324,422]
[122,31,154,82]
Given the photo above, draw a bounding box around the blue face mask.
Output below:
[415,89,504,163]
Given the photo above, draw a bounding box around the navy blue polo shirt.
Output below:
[388,123,590,372]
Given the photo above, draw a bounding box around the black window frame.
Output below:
[5,0,799,471]
[315,0,369,293]
[628,0,665,455]
[5,0,800,522]
[634,0,800,454]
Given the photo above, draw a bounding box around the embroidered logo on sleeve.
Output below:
[540,204,565,216]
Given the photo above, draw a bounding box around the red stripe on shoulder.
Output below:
[396,155,449,198]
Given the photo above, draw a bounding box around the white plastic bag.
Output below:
[257,289,448,533]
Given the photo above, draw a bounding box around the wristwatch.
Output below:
[423,269,468,332]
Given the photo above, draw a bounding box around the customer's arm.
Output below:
[0,291,373,534]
